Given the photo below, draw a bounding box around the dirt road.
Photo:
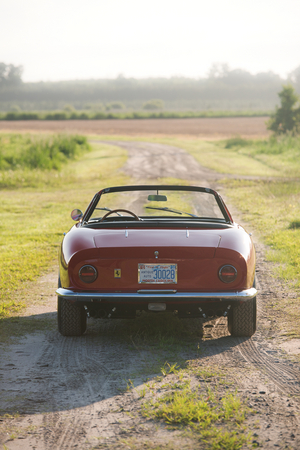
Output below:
[0,116,270,138]
[1,142,300,449]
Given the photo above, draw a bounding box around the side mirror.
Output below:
[71,209,83,221]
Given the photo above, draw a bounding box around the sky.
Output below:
[1,0,300,82]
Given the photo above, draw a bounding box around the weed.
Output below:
[126,379,135,392]
[160,362,180,377]
[199,428,251,449]
[138,386,148,398]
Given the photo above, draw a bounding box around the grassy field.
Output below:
[0,135,129,317]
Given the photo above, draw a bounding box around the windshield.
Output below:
[87,187,228,222]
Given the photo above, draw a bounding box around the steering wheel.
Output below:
[100,209,141,221]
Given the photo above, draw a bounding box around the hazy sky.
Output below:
[1,0,300,82]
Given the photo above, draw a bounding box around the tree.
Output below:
[0,62,23,87]
[207,62,230,79]
[267,85,300,134]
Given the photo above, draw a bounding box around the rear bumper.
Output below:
[56,287,257,303]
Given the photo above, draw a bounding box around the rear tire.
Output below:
[58,297,87,336]
[228,296,256,337]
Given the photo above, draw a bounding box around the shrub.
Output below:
[45,112,67,120]
[4,112,39,120]
[225,136,252,148]
[105,101,125,110]
[0,134,90,171]
[142,99,165,110]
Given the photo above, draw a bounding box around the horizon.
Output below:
[2,64,297,84]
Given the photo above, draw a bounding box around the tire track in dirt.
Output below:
[237,338,300,395]
[200,299,300,396]
[33,326,146,449]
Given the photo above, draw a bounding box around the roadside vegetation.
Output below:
[0,109,271,121]
[0,136,128,317]
[0,133,90,177]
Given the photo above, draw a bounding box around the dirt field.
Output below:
[0,116,270,138]
[1,141,300,449]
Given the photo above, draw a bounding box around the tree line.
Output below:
[1,62,300,112]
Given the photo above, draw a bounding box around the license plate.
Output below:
[138,264,177,284]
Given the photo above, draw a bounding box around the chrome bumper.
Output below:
[56,287,257,302]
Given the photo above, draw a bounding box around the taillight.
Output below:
[79,265,98,284]
[219,265,237,283]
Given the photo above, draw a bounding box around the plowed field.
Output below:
[0,116,270,138]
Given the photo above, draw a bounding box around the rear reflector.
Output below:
[79,265,98,284]
[219,265,237,283]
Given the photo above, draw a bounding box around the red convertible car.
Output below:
[57,185,257,337]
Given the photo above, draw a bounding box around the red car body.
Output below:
[57,185,257,337]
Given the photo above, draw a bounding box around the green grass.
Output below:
[140,366,251,450]
[220,177,300,285]
[0,139,129,317]
[158,135,300,177]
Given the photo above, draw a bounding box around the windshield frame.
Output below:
[82,185,233,225]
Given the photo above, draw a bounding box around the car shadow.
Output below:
[0,311,250,416]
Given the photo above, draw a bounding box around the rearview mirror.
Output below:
[71,209,83,221]
[148,195,167,202]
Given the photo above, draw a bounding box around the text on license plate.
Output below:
[138,264,177,284]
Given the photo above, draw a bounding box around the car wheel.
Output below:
[57,297,87,336]
[228,296,256,337]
